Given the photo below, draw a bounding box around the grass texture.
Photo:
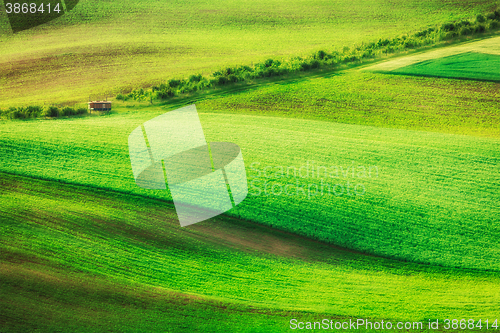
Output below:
[390,51,500,81]
[0,0,498,107]
[0,105,498,271]
[1,172,499,332]
[196,71,500,138]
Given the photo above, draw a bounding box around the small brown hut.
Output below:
[88,101,112,112]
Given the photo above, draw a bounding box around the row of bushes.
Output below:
[120,10,500,103]
[0,105,87,120]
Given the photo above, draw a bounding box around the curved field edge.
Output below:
[364,35,500,72]
[1,0,499,107]
[0,263,300,333]
[382,52,500,82]
[195,71,500,138]
[1,172,499,333]
[0,110,499,271]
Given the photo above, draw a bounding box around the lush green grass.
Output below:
[1,172,499,332]
[1,262,300,333]
[2,2,500,330]
[0,105,499,271]
[389,51,500,81]
[196,70,500,137]
[0,0,498,107]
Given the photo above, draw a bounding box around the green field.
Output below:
[0,0,498,107]
[1,100,499,271]
[2,0,500,332]
[197,70,500,137]
[390,52,500,81]
[2,172,499,332]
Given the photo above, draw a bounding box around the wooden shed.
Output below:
[88,101,111,111]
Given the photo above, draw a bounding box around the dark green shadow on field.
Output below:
[385,51,500,82]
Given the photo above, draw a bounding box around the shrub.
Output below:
[76,108,87,115]
[8,108,24,119]
[444,31,458,39]
[362,49,375,58]
[378,38,391,47]
[460,26,472,36]
[315,50,327,60]
[403,38,417,48]
[486,12,496,20]
[216,76,228,85]
[263,59,273,68]
[157,88,175,99]
[61,107,76,116]
[458,20,470,28]
[236,65,253,75]
[474,24,486,33]
[342,55,359,63]
[227,74,239,83]
[24,106,43,118]
[116,93,125,100]
[168,79,181,88]
[386,46,395,53]
[259,67,275,77]
[188,74,203,83]
[45,106,60,117]
[441,23,455,31]
[178,86,189,94]
[415,28,434,38]
[123,8,499,104]
[300,61,311,71]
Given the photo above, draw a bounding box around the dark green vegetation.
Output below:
[5,0,78,33]
[1,172,499,332]
[390,51,500,81]
[0,105,87,119]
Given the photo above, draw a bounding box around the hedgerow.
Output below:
[124,9,500,102]
[0,105,87,120]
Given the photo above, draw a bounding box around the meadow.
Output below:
[1,172,499,332]
[1,100,499,272]
[197,70,500,137]
[1,0,499,107]
[2,0,500,331]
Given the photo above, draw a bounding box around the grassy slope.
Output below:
[197,70,500,138]
[1,2,500,330]
[1,172,499,332]
[0,102,499,271]
[1,0,499,107]
[1,262,298,333]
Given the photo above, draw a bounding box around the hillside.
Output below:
[0,0,499,107]
[1,172,499,332]
[1,100,499,271]
[1,1,500,332]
